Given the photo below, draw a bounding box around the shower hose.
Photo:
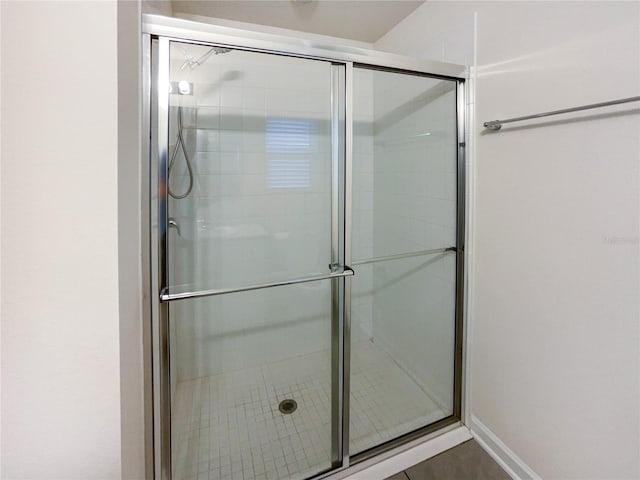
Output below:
[168,106,194,199]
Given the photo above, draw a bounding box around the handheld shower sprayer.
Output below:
[168,106,194,199]
[168,45,233,200]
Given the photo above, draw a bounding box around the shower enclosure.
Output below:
[144,14,466,480]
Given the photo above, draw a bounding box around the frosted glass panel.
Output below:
[166,42,334,294]
[350,66,458,455]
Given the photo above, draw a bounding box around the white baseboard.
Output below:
[469,415,540,480]
[341,426,472,479]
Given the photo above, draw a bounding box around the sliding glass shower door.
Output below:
[158,40,347,480]
[149,30,465,480]
[350,67,460,457]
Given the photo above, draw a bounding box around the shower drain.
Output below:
[278,399,297,415]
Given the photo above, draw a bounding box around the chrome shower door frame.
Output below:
[143,14,468,480]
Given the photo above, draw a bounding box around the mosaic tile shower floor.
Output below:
[172,340,447,480]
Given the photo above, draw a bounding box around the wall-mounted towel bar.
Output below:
[484,96,640,131]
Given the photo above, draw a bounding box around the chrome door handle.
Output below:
[160,266,354,302]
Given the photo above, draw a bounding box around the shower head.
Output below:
[180,46,233,70]
[212,47,232,55]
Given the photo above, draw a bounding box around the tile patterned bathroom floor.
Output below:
[385,440,511,480]
[172,340,448,480]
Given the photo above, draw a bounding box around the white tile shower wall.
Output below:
[169,47,340,381]
[369,71,458,410]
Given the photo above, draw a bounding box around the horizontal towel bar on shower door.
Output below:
[160,266,354,302]
[483,96,640,131]
[352,247,456,266]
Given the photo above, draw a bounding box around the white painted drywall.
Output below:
[117,0,147,478]
[171,12,376,50]
[170,1,423,44]
[378,2,640,479]
[142,0,173,16]
[1,2,122,478]
[375,1,475,66]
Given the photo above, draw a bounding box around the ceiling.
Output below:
[171,0,425,43]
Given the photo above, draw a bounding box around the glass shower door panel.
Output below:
[170,280,335,480]
[161,41,344,480]
[350,67,458,454]
[166,41,335,295]
[351,68,457,260]
[349,257,456,454]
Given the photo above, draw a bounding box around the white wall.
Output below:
[1,2,123,479]
[117,0,147,478]
[378,2,640,479]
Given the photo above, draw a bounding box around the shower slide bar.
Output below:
[160,266,354,302]
[483,95,640,131]
[352,246,456,266]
